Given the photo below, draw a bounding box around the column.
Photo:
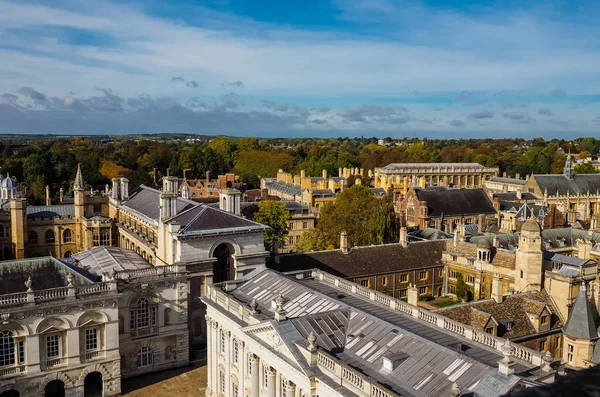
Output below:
[267,367,276,397]
[211,321,219,395]
[250,355,260,397]
[206,317,213,396]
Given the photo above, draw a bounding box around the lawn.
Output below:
[432,299,458,308]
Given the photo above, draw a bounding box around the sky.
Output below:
[1,0,600,138]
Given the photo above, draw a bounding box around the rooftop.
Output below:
[379,163,496,173]
[533,173,600,196]
[68,246,152,276]
[26,204,75,218]
[413,188,497,217]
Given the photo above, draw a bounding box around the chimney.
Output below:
[491,273,504,303]
[515,173,520,180]
[59,188,64,203]
[300,170,306,179]
[120,177,129,200]
[111,178,120,200]
[339,167,342,178]
[503,171,507,178]
[322,169,327,179]
[407,284,419,306]
[153,168,158,185]
[206,171,210,183]
[400,227,408,247]
[340,231,349,254]
[45,185,50,206]
[183,169,188,180]
[492,235,499,248]
[578,239,591,260]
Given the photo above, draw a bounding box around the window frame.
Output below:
[137,346,153,368]
[45,229,55,244]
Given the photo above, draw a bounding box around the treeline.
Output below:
[1,136,599,203]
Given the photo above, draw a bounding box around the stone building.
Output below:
[373,163,498,190]
[203,268,555,397]
[398,187,497,233]
[178,171,243,200]
[0,247,188,397]
[280,201,316,253]
[273,232,448,299]
[0,165,114,261]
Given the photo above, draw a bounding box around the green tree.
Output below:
[296,229,329,252]
[253,201,290,253]
[455,273,470,302]
[574,163,599,174]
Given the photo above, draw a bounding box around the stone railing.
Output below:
[114,264,184,281]
[0,281,118,308]
[130,326,159,339]
[82,350,104,362]
[288,269,544,368]
[44,357,67,369]
[317,351,402,397]
[0,364,26,378]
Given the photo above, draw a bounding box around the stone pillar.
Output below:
[491,274,503,303]
[250,355,260,397]
[286,382,297,397]
[407,284,419,306]
[205,317,214,396]
[267,367,276,397]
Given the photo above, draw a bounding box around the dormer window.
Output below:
[541,315,548,325]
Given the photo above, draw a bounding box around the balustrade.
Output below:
[45,357,66,369]
[0,292,27,306]
[130,326,159,338]
[34,287,68,301]
[0,365,25,378]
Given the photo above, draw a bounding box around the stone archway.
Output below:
[212,243,235,283]
[84,372,103,397]
[44,380,65,397]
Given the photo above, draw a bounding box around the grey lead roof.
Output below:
[123,185,198,220]
[533,173,600,196]
[563,284,599,340]
[170,205,266,234]
[27,204,75,218]
[69,246,151,275]
[488,177,527,185]
[228,269,533,397]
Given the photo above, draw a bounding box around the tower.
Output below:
[160,176,179,220]
[219,189,241,215]
[514,216,543,292]
[10,197,27,259]
[562,283,599,368]
[73,164,85,221]
[564,154,573,180]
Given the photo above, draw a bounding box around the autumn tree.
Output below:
[99,160,131,180]
[253,200,290,253]
[574,163,599,174]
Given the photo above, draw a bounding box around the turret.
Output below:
[562,283,599,368]
[73,164,85,221]
[564,154,574,180]
[515,217,543,292]
[10,197,27,259]
[219,189,241,215]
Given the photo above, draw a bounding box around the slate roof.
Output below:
[414,188,497,217]
[226,269,532,397]
[122,185,198,221]
[265,181,302,196]
[493,192,538,202]
[533,173,600,196]
[487,177,527,185]
[69,246,151,276]
[447,241,516,269]
[408,228,454,241]
[26,204,75,218]
[370,187,387,196]
[273,240,447,277]
[380,163,491,172]
[436,291,562,339]
[169,205,266,234]
[0,257,93,295]
[563,284,599,340]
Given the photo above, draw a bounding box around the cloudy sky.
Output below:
[1,0,600,138]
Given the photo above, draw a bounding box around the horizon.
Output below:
[1,0,600,138]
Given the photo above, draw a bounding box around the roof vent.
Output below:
[382,352,410,371]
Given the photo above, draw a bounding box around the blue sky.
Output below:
[1,0,600,138]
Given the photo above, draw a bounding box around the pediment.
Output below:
[242,321,305,367]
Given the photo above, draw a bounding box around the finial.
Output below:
[66,272,74,287]
[24,276,33,292]
[307,332,317,351]
[249,298,258,314]
[275,294,286,314]
[501,339,515,357]
[450,382,461,397]
[542,350,553,371]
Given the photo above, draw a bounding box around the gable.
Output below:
[242,321,307,371]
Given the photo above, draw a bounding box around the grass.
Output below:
[432,300,458,308]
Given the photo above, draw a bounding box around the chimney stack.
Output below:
[407,284,419,306]
[491,273,504,303]
[578,239,591,260]
[59,188,64,203]
[400,227,408,247]
[340,231,349,254]
[45,185,50,206]
[206,171,211,184]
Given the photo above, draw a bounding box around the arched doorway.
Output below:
[63,251,72,258]
[84,372,103,397]
[44,380,65,397]
[0,390,20,397]
[212,243,235,283]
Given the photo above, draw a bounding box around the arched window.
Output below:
[137,346,153,367]
[45,230,55,244]
[62,229,72,243]
[0,330,15,366]
[130,298,157,331]
[28,231,38,245]
[100,229,110,246]
[164,308,172,325]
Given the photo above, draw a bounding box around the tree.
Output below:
[296,229,329,252]
[455,273,470,302]
[99,160,131,180]
[574,163,599,174]
[300,185,399,251]
[253,201,290,253]
[578,150,592,159]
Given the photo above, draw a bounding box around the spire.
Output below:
[563,283,599,340]
[74,164,85,191]
[564,153,573,180]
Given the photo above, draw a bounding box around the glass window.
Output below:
[45,229,55,244]
[131,298,156,330]
[0,330,15,367]
[360,280,369,287]
[220,371,226,393]
[100,229,110,246]
[281,376,287,397]
[400,274,408,282]
[85,328,98,351]
[467,275,476,284]
[137,346,153,367]
[382,276,388,286]
[419,286,427,295]
[62,228,72,243]
[233,340,239,364]
[485,327,494,334]
[247,354,253,375]
[399,289,407,298]
[263,365,269,389]
[233,383,239,397]
[220,329,226,353]
[46,334,60,358]
[302,222,308,229]
[93,204,102,214]
[419,271,427,280]
[540,315,548,325]
[28,231,38,244]
[93,231,100,246]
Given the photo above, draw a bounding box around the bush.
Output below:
[419,294,434,301]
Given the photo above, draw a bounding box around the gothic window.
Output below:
[407,207,415,224]
[28,231,38,245]
[62,229,72,243]
[93,231,100,246]
[100,229,110,246]
[45,229,55,244]
[93,204,102,214]
[467,275,476,284]
[137,347,153,367]
[130,298,157,330]
[0,330,15,367]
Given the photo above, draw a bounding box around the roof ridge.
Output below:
[179,205,209,233]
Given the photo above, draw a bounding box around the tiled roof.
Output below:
[563,284,599,340]
[414,188,497,217]
[171,205,266,234]
[122,185,198,220]
[446,241,516,269]
[381,163,490,171]
[26,204,75,218]
[70,246,151,275]
[436,291,562,339]
[533,173,600,196]
[273,240,446,277]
